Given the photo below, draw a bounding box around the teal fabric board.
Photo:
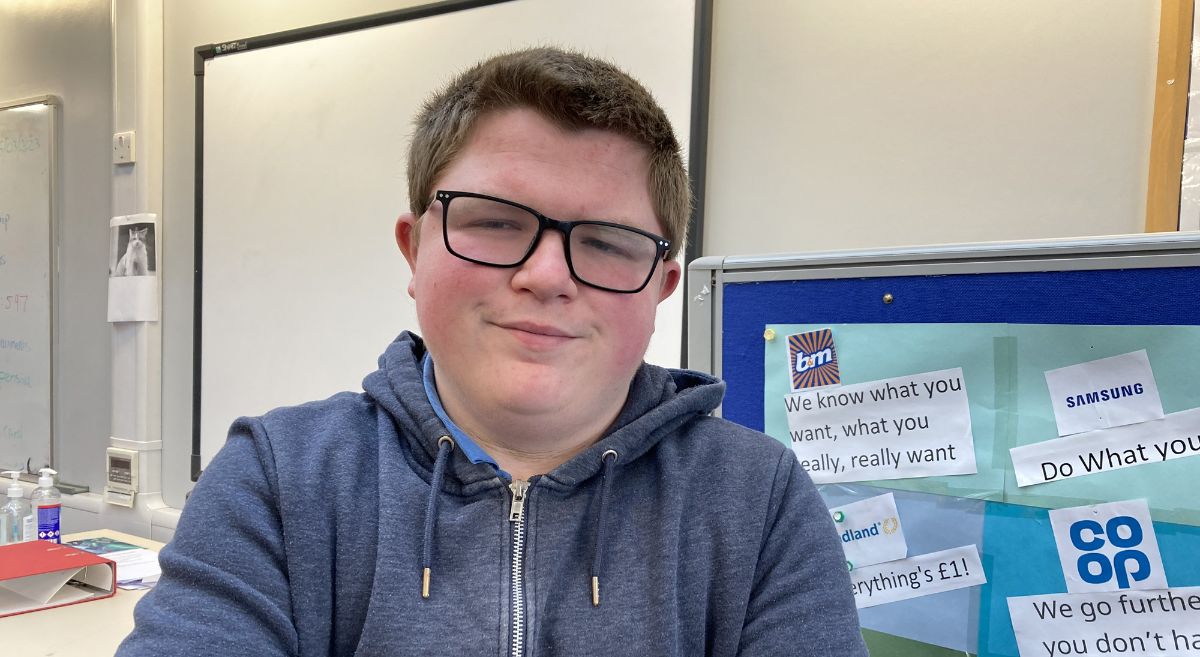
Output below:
[978,500,1200,657]
[765,323,1200,526]
[820,484,986,654]
[978,500,1064,657]
[736,271,1200,656]
[765,323,1007,498]
[1004,325,1200,526]
[1156,520,1200,587]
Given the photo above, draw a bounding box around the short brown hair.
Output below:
[407,47,690,259]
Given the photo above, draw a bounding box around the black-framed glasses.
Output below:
[432,190,671,294]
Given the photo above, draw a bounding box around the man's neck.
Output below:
[435,379,625,481]
[466,435,594,482]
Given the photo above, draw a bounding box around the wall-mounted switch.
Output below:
[105,446,138,507]
[113,131,135,164]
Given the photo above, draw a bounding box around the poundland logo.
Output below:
[841,517,900,544]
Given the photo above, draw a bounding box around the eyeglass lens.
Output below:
[443,194,661,292]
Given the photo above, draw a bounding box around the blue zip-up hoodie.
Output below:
[118,333,866,656]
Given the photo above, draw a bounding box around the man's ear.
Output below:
[656,259,681,303]
[396,213,421,299]
[396,212,419,271]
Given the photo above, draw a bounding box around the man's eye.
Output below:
[580,237,636,260]
[464,218,523,231]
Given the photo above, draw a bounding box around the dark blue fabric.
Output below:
[721,267,1200,432]
[118,333,868,657]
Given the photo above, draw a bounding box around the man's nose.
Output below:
[510,229,577,299]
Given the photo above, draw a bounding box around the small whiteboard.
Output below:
[0,96,56,472]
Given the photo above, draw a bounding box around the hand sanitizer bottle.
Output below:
[0,471,31,545]
[30,468,61,543]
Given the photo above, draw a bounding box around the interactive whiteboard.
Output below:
[195,0,694,474]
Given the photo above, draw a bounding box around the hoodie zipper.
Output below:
[508,479,530,657]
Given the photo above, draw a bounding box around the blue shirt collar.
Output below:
[421,353,509,480]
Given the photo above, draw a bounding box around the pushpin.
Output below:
[763,328,776,341]
[832,510,845,523]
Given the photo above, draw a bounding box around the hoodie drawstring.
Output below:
[422,435,455,599]
[590,449,618,607]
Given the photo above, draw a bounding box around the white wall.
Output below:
[704,0,1160,255]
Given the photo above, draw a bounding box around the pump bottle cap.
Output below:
[2,471,22,498]
[37,467,57,489]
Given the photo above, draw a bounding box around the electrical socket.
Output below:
[113,131,135,164]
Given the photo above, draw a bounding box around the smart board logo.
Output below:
[788,328,840,391]
[1069,515,1151,589]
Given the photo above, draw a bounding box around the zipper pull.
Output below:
[508,479,529,522]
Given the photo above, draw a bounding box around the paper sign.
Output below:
[851,544,986,609]
[1010,407,1200,487]
[829,493,907,570]
[784,368,977,484]
[107,213,159,322]
[786,328,841,391]
[1007,588,1200,657]
[1044,350,1164,436]
[1049,500,1167,594]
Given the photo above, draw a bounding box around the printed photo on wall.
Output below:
[107,213,159,322]
[109,221,157,277]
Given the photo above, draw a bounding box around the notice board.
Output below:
[687,234,1200,657]
[0,96,56,472]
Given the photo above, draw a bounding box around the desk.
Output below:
[0,530,164,657]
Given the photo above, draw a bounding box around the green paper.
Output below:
[763,323,1200,526]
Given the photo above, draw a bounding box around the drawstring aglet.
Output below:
[422,567,431,599]
[591,576,600,607]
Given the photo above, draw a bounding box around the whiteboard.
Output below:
[197,0,694,471]
[0,97,56,472]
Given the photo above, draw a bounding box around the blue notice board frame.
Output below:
[686,233,1200,657]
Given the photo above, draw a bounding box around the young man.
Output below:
[118,48,865,656]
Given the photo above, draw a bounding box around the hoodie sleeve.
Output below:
[116,417,299,657]
[736,451,868,657]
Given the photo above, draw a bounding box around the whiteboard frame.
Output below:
[0,94,60,472]
[190,0,714,479]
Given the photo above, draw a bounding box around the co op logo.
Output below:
[1069,515,1152,589]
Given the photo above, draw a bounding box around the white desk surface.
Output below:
[0,529,165,657]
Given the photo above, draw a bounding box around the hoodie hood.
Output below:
[121,332,866,656]
[361,331,725,490]
[363,331,730,605]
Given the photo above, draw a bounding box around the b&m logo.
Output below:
[788,329,840,391]
[1069,516,1151,589]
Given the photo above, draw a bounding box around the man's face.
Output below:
[396,108,680,429]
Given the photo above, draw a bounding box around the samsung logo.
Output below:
[1065,383,1144,409]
